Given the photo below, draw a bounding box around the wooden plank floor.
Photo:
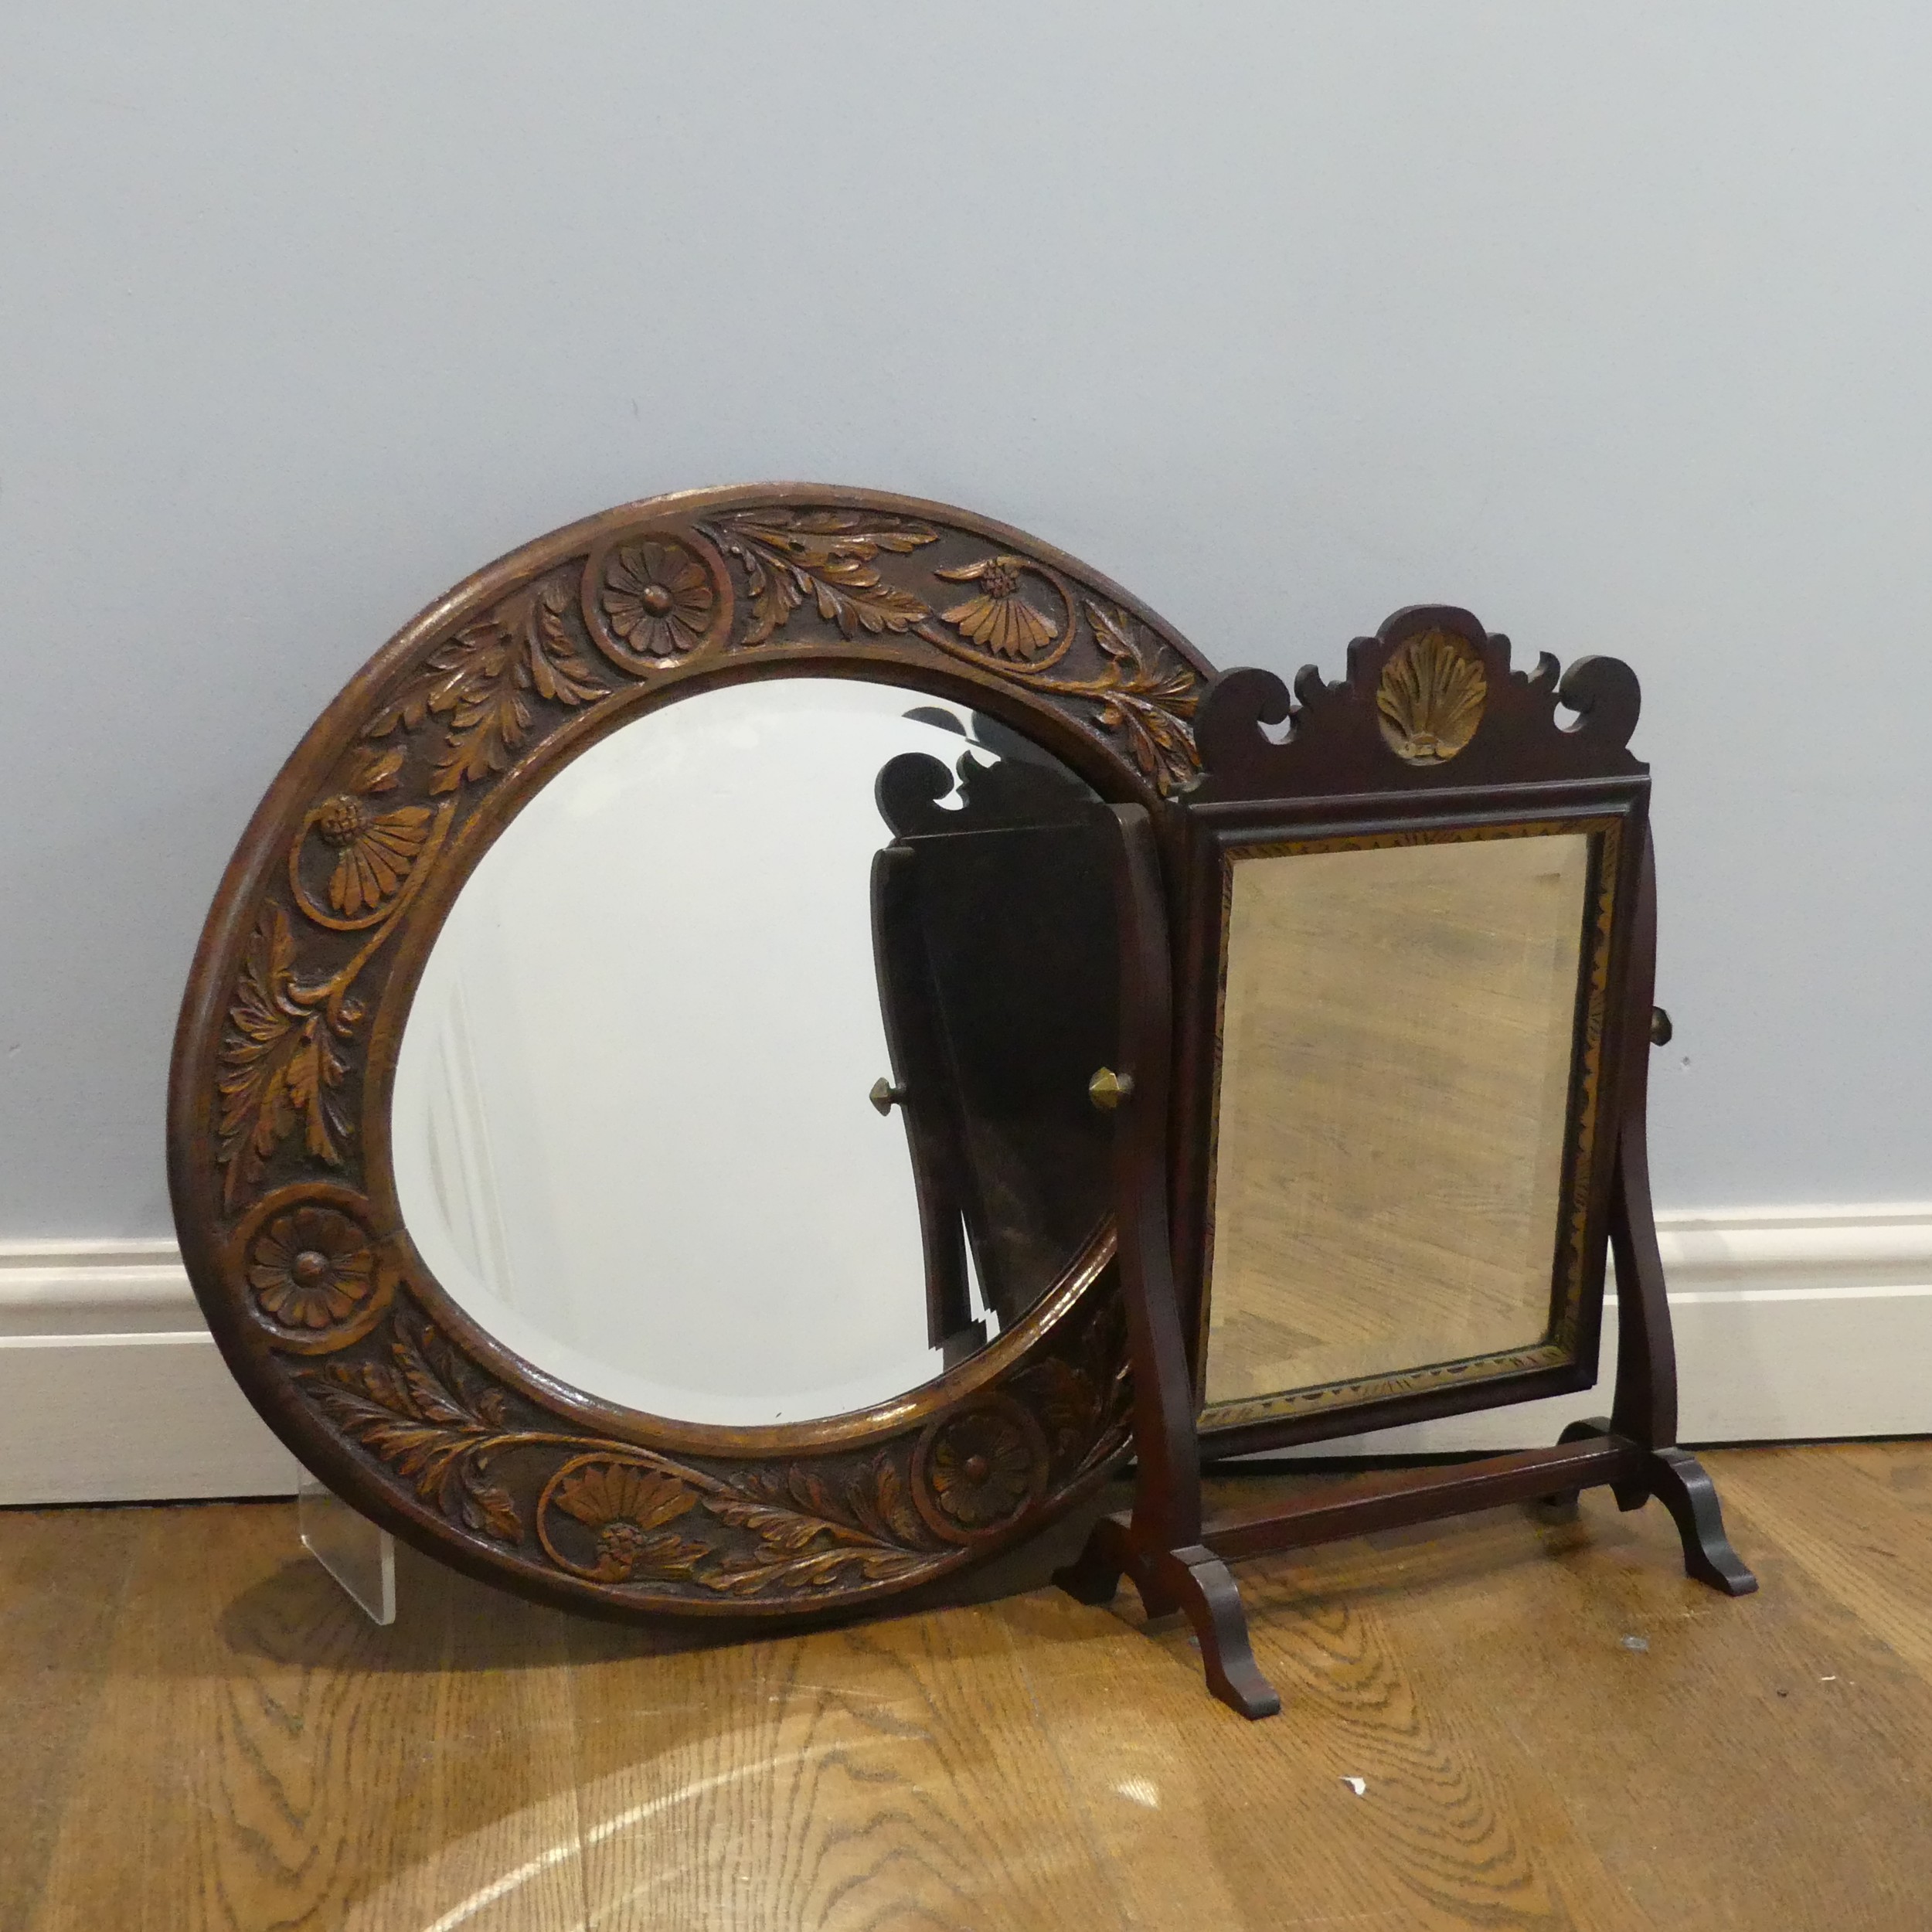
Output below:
[4,1443,1929,1931]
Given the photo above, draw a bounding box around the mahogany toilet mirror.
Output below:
[1057,609,1757,1716]
[168,485,1213,1620]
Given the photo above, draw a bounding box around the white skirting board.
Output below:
[2,1206,1928,1506]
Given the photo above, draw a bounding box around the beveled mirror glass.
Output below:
[1203,828,1591,1410]
[390,678,1107,1427]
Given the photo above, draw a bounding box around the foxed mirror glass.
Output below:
[390,678,1111,1427]
[1202,826,1594,1415]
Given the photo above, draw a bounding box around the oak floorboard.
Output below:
[1229,1552,1653,1931]
[1240,1454,1932,1932]
[0,1508,142,1932]
[1716,1442,1932,1679]
[1002,1581,1471,1930]
[564,1602,1125,1932]
[9,1445,1932,1932]
[21,1509,592,1932]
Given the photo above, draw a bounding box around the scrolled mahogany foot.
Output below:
[1155,1545,1281,1720]
[1053,1514,1128,1606]
[1645,1447,1758,1596]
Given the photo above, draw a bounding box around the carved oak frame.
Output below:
[168,485,1212,1621]
[1059,605,1757,1717]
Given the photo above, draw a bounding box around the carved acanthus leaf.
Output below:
[1083,601,1201,796]
[365,580,607,791]
[703,509,938,645]
[304,1318,522,1542]
[697,1454,942,1594]
[216,906,349,1207]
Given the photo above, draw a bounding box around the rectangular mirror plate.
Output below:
[1201,823,1608,1427]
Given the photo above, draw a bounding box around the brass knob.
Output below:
[869,1077,907,1115]
[1088,1066,1134,1111]
[1650,1006,1673,1047]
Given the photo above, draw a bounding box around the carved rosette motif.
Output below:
[285,1289,1128,1607]
[223,1182,398,1355]
[912,1395,1050,1544]
[181,488,1195,1617]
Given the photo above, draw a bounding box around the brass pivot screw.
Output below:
[1087,1066,1134,1111]
[869,1077,907,1115]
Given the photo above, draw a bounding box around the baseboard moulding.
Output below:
[2,1206,1928,1505]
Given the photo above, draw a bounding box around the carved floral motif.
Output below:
[547,1462,709,1582]
[936,555,1059,661]
[310,747,435,920]
[600,539,716,658]
[247,1204,374,1330]
[925,1406,1037,1529]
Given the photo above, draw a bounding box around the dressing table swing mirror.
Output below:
[169,486,1751,1704]
[1057,607,1757,1717]
[168,485,1207,1620]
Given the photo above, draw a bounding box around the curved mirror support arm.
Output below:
[1055,804,1280,1719]
[869,840,975,1358]
[871,743,1119,1359]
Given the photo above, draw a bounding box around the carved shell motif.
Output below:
[1376,629,1487,763]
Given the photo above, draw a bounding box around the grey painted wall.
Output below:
[3,2,1927,1234]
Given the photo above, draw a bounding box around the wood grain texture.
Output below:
[8,1441,1932,1931]
[1206,831,1590,1410]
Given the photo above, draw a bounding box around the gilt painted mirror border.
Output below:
[1171,606,1651,1451]
[168,485,1213,1619]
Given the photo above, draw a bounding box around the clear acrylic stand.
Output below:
[298,1466,398,1624]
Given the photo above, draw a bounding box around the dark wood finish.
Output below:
[1066,604,1753,1715]
[871,747,1119,1340]
[168,486,1212,1623]
[1054,803,1277,1716]
[1175,610,1651,1438]
[869,838,977,1352]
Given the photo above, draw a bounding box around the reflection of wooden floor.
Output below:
[1206,835,1590,1408]
[7,1444,1932,1928]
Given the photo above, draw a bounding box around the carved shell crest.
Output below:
[1376,630,1487,763]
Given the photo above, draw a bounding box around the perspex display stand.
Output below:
[298,1465,397,1625]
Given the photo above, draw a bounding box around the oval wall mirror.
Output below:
[170,486,1213,1618]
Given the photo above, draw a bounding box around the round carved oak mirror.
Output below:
[169,485,1213,1618]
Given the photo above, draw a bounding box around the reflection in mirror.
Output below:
[392,678,1113,1428]
[1202,830,1591,1413]
[873,743,1120,1367]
